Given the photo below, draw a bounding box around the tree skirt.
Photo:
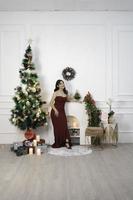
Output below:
[47,145,92,156]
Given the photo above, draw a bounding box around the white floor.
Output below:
[0,144,133,200]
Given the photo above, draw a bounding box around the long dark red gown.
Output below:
[51,96,71,148]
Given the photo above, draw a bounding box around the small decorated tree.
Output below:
[83,91,101,145]
[10,43,47,139]
[74,90,81,101]
[83,91,101,127]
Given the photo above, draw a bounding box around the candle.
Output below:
[36,148,41,156]
[36,135,40,142]
[88,136,91,145]
[29,147,33,155]
[33,139,37,147]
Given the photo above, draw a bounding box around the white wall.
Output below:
[0,11,133,143]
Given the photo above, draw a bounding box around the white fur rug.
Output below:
[47,145,92,156]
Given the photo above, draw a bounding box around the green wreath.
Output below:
[62,67,76,81]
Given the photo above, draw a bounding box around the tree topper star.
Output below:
[28,38,33,45]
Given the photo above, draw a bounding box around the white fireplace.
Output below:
[65,101,88,145]
[67,115,80,145]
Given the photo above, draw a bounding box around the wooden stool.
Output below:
[85,127,104,148]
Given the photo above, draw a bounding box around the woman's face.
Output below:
[58,81,65,89]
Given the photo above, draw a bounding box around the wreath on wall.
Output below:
[62,67,76,81]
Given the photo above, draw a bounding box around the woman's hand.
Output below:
[54,109,59,117]
[67,95,74,102]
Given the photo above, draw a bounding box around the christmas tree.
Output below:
[10,43,47,134]
[84,91,102,145]
[83,91,101,127]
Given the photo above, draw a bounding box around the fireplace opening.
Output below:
[67,115,80,145]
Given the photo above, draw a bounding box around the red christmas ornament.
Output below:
[24,129,36,140]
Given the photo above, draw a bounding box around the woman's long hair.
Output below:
[54,80,68,95]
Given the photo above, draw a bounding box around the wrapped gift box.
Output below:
[10,141,23,152]
[38,144,48,153]
[15,146,29,156]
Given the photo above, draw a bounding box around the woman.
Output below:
[50,80,71,149]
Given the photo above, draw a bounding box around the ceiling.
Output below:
[0,0,133,11]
